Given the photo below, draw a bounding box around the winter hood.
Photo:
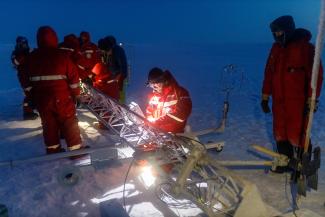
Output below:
[291,28,312,42]
[80,31,90,44]
[270,15,295,34]
[37,26,58,48]
[63,34,79,50]
[164,70,179,87]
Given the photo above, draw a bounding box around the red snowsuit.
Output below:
[92,62,119,100]
[262,29,323,147]
[11,47,37,118]
[59,34,93,81]
[79,31,100,75]
[146,71,192,133]
[22,26,82,153]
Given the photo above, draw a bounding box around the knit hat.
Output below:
[147,67,167,84]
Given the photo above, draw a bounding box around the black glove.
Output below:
[82,77,93,86]
[261,99,271,113]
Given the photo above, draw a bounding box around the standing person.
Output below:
[59,33,94,84]
[11,36,38,120]
[99,36,128,103]
[145,67,192,134]
[22,26,85,154]
[261,15,323,173]
[79,31,100,75]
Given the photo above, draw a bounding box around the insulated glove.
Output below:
[261,99,271,113]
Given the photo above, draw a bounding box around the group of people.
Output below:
[11,25,192,156]
[10,26,130,154]
[10,14,324,176]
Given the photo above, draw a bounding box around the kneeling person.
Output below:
[146,67,192,134]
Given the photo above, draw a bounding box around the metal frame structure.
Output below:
[80,84,271,217]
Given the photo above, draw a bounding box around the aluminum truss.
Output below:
[80,84,268,217]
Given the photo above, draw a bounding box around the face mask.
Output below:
[272,31,286,46]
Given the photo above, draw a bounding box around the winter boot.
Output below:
[270,166,291,174]
[46,146,66,155]
[276,140,293,158]
[270,140,293,173]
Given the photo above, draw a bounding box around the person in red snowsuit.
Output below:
[89,39,121,130]
[79,31,100,80]
[135,68,192,173]
[22,26,84,154]
[59,34,94,83]
[11,36,38,120]
[146,67,192,134]
[261,15,323,172]
[92,62,119,100]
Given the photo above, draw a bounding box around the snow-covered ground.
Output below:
[0,42,324,217]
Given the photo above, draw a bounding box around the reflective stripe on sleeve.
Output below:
[14,58,20,66]
[68,144,82,151]
[24,86,32,91]
[163,100,178,107]
[84,50,94,54]
[59,47,74,52]
[30,75,67,81]
[167,113,184,122]
[107,79,118,84]
[77,64,86,70]
[70,83,80,89]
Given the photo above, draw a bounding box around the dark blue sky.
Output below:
[0,0,321,45]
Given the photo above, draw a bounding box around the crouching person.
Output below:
[146,67,192,133]
[135,68,192,173]
[22,26,85,154]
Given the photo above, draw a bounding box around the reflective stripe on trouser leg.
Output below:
[69,144,82,151]
[46,144,60,150]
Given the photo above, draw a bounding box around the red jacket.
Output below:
[22,27,80,107]
[146,71,192,133]
[262,28,323,147]
[80,32,100,72]
[92,62,119,99]
[58,34,92,80]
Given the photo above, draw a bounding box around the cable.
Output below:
[154,183,182,217]
[122,158,135,213]
[284,173,299,217]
